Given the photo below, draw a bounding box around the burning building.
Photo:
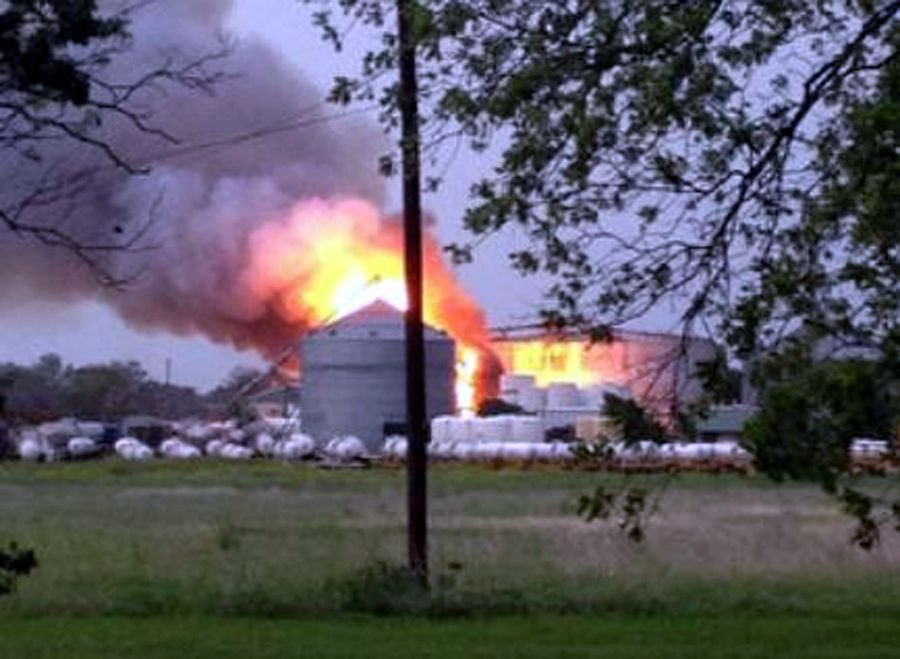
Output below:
[292,284,718,443]
[490,326,718,422]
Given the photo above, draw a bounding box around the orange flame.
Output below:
[246,198,494,412]
[491,337,635,389]
[494,340,602,387]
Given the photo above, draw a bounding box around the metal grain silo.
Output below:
[299,301,455,451]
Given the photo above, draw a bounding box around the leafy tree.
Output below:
[694,349,744,405]
[744,355,899,546]
[309,0,897,354]
[602,393,667,442]
[0,354,65,422]
[571,393,671,542]
[136,380,206,420]
[747,357,897,487]
[0,1,123,106]
[0,356,208,421]
[32,353,64,385]
[62,360,148,420]
[308,0,899,543]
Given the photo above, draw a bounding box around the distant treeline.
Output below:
[0,355,266,423]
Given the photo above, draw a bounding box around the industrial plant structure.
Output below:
[490,326,719,421]
[298,301,455,450]
[296,297,721,446]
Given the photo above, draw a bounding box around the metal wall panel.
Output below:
[299,303,455,450]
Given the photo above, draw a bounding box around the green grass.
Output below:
[1,460,898,657]
[1,615,898,659]
[0,460,898,621]
[0,458,793,490]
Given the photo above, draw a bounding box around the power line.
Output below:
[143,105,378,167]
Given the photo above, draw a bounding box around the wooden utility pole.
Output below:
[396,0,428,581]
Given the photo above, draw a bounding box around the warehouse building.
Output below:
[490,326,719,421]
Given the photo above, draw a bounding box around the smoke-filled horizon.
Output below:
[0,0,493,372]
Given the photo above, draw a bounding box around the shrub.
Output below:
[0,543,37,597]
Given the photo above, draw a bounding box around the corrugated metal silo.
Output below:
[299,301,455,450]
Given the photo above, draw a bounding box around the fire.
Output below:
[455,346,480,418]
[331,273,409,318]
[494,340,600,387]
[491,337,633,388]
[246,198,494,412]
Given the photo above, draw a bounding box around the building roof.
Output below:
[311,301,450,342]
[490,323,715,346]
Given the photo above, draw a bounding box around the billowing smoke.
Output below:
[0,0,395,357]
[0,0,499,400]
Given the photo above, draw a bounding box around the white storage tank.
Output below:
[219,444,254,460]
[447,417,473,443]
[114,437,153,461]
[299,301,455,451]
[471,416,512,443]
[477,442,505,461]
[429,441,456,460]
[325,436,366,461]
[548,442,574,460]
[273,433,316,460]
[500,443,533,461]
[517,387,547,413]
[509,415,545,443]
[430,416,455,443]
[67,437,99,459]
[159,438,201,459]
[499,374,536,405]
[546,382,583,408]
[18,436,45,462]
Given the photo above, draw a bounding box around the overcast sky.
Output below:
[0,0,679,391]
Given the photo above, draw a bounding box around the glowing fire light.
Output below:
[491,338,633,388]
[330,273,482,414]
[331,273,409,318]
[455,346,480,418]
[247,198,495,413]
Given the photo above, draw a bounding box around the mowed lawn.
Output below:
[2,615,899,659]
[1,461,898,657]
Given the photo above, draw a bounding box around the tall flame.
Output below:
[246,198,496,412]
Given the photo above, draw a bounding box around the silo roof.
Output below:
[313,300,450,341]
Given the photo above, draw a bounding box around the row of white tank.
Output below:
[499,375,631,414]
[17,433,104,461]
[383,437,752,462]
[15,430,366,463]
[49,434,751,463]
[431,415,546,444]
[179,417,297,445]
[850,438,890,456]
[384,436,574,461]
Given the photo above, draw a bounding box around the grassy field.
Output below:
[1,460,898,656]
[2,615,899,659]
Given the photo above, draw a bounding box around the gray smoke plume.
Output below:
[0,0,386,358]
